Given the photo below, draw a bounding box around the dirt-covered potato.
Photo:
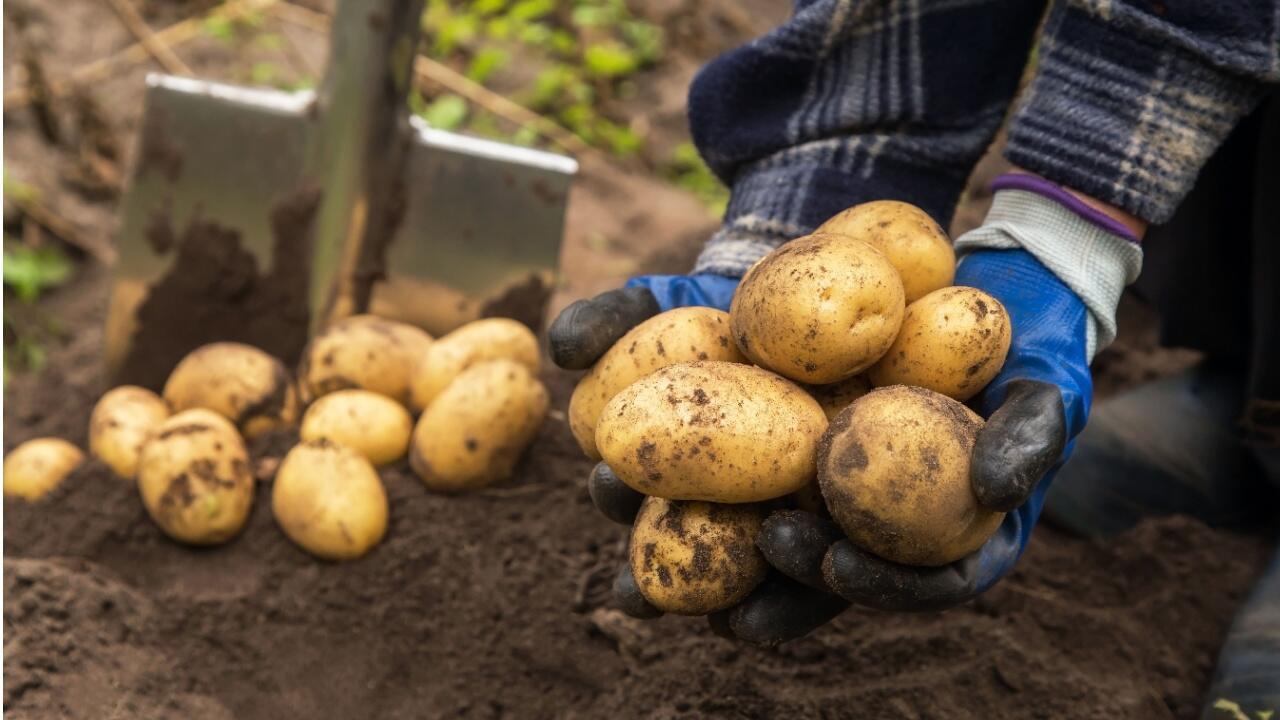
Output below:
[803,375,872,421]
[868,286,1011,401]
[730,234,905,383]
[629,496,767,615]
[569,307,745,460]
[272,439,389,561]
[409,318,539,411]
[89,386,170,479]
[410,359,549,492]
[819,386,1003,566]
[3,438,85,500]
[163,342,298,438]
[298,314,434,406]
[136,409,254,545]
[817,200,955,303]
[597,361,827,503]
[299,390,412,466]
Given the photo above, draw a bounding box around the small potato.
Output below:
[300,390,413,466]
[596,361,828,503]
[163,342,299,438]
[3,438,85,500]
[819,386,1003,566]
[410,359,548,492]
[868,286,1011,401]
[89,386,171,479]
[569,307,745,460]
[137,409,254,545]
[298,314,434,406]
[629,496,767,615]
[272,439,388,561]
[817,200,955,302]
[803,375,872,421]
[730,234,905,383]
[409,318,539,411]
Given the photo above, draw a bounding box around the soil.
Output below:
[3,1,1273,718]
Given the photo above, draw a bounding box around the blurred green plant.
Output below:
[663,143,728,217]
[3,240,74,378]
[417,0,663,157]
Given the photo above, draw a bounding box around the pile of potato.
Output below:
[567,200,1012,615]
[4,315,548,562]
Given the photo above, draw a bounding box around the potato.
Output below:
[629,496,767,615]
[817,200,955,303]
[410,359,549,492]
[163,342,299,438]
[89,386,171,479]
[803,375,872,421]
[409,318,539,411]
[3,438,85,500]
[272,439,388,561]
[137,409,254,545]
[730,233,905,383]
[868,286,1011,401]
[298,314,434,406]
[596,361,827,503]
[569,307,745,460]
[818,385,1003,566]
[300,390,412,466]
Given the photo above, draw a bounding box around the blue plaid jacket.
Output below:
[689,0,1280,277]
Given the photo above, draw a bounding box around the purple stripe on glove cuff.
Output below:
[990,174,1141,244]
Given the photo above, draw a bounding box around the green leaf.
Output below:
[249,62,278,86]
[466,48,510,84]
[3,244,74,303]
[3,173,39,204]
[201,16,236,43]
[420,94,469,130]
[509,0,554,22]
[473,0,508,15]
[254,33,284,51]
[621,20,664,63]
[583,42,638,78]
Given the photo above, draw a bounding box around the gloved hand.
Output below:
[760,248,1092,610]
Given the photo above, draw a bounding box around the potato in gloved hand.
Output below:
[817,200,955,303]
[819,385,1004,566]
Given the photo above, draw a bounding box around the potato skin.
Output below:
[137,409,254,545]
[272,439,388,561]
[629,497,767,615]
[89,386,171,479]
[163,342,299,438]
[3,438,85,500]
[300,390,413,466]
[409,318,540,411]
[817,200,955,303]
[596,361,828,503]
[569,307,745,460]
[818,386,1003,566]
[410,359,549,491]
[298,314,433,406]
[868,286,1011,401]
[730,234,905,383]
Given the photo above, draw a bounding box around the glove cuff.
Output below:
[954,187,1143,360]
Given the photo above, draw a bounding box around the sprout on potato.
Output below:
[272,439,388,561]
[568,307,745,460]
[299,389,413,466]
[163,342,299,438]
[89,385,170,479]
[3,438,85,500]
[819,385,1003,566]
[629,496,767,615]
[136,409,254,545]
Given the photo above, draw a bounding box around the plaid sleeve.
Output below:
[687,0,1044,277]
[1006,0,1280,224]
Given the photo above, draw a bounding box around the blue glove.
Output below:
[760,249,1092,611]
[549,273,739,369]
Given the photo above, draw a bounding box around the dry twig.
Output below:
[104,0,194,76]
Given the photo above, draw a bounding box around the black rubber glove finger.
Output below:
[971,379,1067,512]
[708,573,849,647]
[548,287,660,369]
[612,562,663,619]
[587,462,644,525]
[756,510,845,590]
[822,539,981,613]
